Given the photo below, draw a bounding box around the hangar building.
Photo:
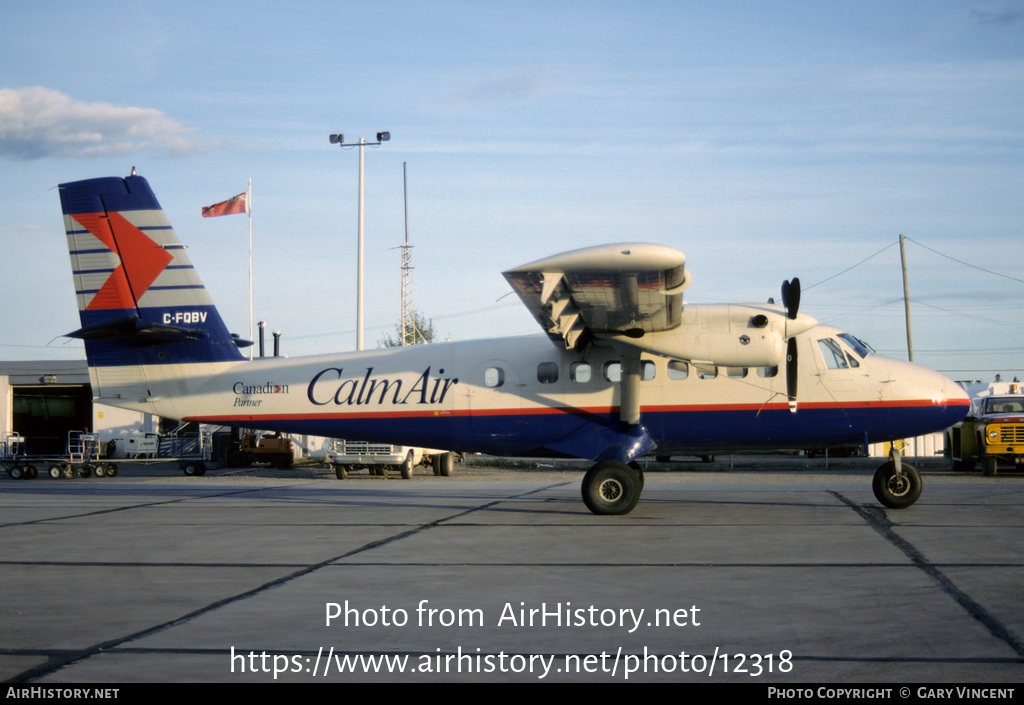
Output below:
[0,360,153,457]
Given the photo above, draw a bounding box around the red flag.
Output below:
[201,189,248,217]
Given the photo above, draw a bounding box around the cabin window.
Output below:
[604,362,621,383]
[537,362,558,384]
[727,367,748,379]
[695,364,717,380]
[668,360,689,380]
[484,367,505,388]
[642,360,656,381]
[758,366,779,378]
[570,362,592,383]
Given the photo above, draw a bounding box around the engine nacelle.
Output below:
[605,304,817,367]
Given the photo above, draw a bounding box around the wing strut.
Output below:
[619,353,642,425]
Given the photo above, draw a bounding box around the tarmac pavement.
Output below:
[1,456,1021,683]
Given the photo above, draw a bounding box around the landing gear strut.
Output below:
[581,461,643,515]
[872,447,922,509]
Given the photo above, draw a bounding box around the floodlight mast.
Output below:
[328,131,391,350]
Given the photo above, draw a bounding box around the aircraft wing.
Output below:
[503,243,691,350]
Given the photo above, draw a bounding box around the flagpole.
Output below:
[200,186,251,357]
[248,178,253,360]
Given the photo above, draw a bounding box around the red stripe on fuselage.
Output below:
[186,398,966,425]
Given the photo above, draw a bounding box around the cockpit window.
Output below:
[838,333,873,358]
[818,338,850,369]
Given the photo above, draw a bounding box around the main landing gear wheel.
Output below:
[581,461,642,516]
[628,461,645,490]
[872,461,922,509]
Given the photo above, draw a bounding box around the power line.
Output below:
[905,236,1024,285]
[909,298,1024,330]
[805,236,1024,295]
[804,242,897,291]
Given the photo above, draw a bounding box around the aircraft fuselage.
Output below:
[99,323,967,461]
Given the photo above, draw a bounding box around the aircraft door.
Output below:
[809,336,866,443]
[812,336,867,396]
[467,359,525,439]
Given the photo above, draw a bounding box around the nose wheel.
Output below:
[872,452,922,509]
[581,461,643,515]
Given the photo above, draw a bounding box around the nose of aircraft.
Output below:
[888,357,972,428]
[934,370,972,426]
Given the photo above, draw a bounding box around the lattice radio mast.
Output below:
[399,162,418,346]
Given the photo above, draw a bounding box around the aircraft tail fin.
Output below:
[59,174,246,385]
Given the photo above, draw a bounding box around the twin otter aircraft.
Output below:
[58,173,969,515]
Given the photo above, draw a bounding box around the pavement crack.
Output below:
[831,490,1024,658]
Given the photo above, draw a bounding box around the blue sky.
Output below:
[0,0,1021,381]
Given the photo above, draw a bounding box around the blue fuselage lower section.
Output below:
[218,400,966,459]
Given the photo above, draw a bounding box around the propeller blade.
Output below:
[781,278,801,320]
[786,337,798,413]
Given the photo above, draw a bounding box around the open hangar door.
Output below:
[12,384,93,456]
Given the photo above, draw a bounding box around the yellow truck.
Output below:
[945,393,1024,476]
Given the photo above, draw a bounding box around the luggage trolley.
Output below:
[3,427,213,481]
[1,430,121,480]
[56,430,119,479]
[1,433,37,479]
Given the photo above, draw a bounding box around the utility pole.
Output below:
[899,233,913,362]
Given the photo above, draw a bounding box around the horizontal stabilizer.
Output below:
[65,314,207,346]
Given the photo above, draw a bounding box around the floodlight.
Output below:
[377,131,390,142]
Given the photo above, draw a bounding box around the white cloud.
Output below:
[0,87,208,160]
